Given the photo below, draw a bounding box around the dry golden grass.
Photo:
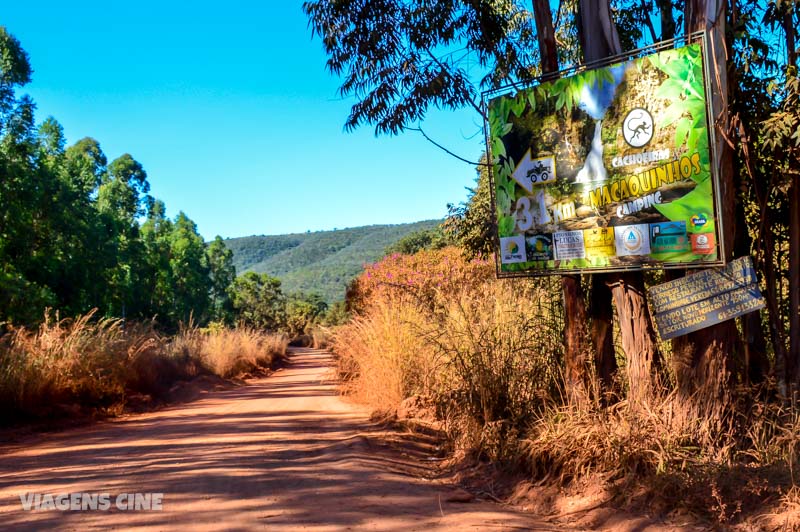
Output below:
[310,326,334,350]
[524,393,708,484]
[334,248,800,525]
[333,295,436,410]
[333,249,563,459]
[0,311,288,423]
[193,327,287,378]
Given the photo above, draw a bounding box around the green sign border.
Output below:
[483,33,726,278]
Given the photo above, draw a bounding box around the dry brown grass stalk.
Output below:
[0,311,288,423]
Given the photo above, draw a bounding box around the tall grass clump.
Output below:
[523,388,800,522]
[0,311,288,424]
[335,248,563,459]
[183,324,287,378]
[334,295,435,409]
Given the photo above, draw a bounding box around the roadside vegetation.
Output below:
[0,312,288,424]
[334,244,800,526]
[0,27,340,425]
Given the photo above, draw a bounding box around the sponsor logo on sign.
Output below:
[553,230,586,261]
[622,108,654,148]
[583,227,616,259]
[614,224,651,256]
[650,221,689,253]
[500,235,527,264]
[690,232,715,254]
[690,213,708,228]
[526,234,554,261]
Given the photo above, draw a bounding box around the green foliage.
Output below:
[444,153,495,258]
[303,0,538,135]
[206,236,236,324]
[0,28,219,329]
[167,213,211,324]
[230,272,286,331]
[322,300,349,326]
[762,75,800,154]
[285,292,328,337]
[0,26,31,102]
[384,226,450,255]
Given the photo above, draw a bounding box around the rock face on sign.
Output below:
[647,256,765,340]
[488,42,723,276]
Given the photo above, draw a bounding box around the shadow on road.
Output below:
[0,348,552,531]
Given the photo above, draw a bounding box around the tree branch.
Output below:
[423,47,487,120]
[405,126,488,166]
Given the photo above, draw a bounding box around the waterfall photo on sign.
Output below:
[487,41,724,275]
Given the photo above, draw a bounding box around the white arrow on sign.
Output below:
[511,151,556,193]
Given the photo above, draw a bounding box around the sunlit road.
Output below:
[0,348,552,531]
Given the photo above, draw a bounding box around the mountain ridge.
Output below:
[224,220,442,303]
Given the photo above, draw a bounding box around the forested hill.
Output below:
[224,220,442,303]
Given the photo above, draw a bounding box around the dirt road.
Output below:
[0,348,554,531]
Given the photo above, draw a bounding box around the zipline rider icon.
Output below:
[622,108,654,148]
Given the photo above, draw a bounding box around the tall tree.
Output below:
[140,199,175,323]
[230,272,286,330]
[97,154,150,317]
[669,0,740,415]
[56,137,110,313]
[168,212,211,325]
[576,0,661,405]
[0,30,54,323]
[206,236,236,323]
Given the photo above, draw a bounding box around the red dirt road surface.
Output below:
[0,348,557,531]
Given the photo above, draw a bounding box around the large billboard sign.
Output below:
[486,41,724,276]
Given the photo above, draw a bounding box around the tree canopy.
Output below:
[303,0,539,135]
[0,26,234,330]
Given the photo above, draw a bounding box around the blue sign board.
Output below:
[648,256,765,340]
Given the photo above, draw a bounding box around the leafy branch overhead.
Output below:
[303,0,539,135]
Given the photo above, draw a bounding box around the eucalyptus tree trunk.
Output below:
[577,0,660,406]
[531,0,593,403]
[673,0,739,414]
[782,2,799,392]
[532,0,558,75]
[656,0,676,40]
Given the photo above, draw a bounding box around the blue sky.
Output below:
[3,2,484,240]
